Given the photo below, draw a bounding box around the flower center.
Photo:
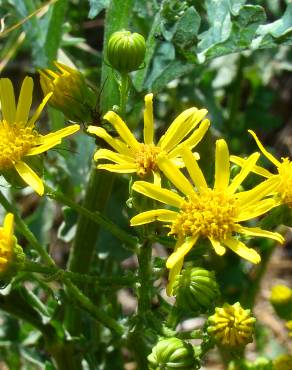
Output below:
[0,121,39,169]
[135,144,161,177]
[170,188,237,240]
[278,158,292,207]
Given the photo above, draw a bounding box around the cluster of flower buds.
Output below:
[172,267,220,313]
[147,337,199,369]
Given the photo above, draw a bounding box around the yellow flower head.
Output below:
[286,321,292,337]
[270,284,292,305]
[231,130,292,207]
[88,94,210,184]
[208,302,256,348]
[40,62,96,122]
[131,140,284,294]
[0,77,79,195]
[0,213,15,273]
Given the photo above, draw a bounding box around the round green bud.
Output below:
[172,267,220,313]
[148,337,199,370]
[273,354,292,370]
[107,30,146,74]
[270,284,292,320]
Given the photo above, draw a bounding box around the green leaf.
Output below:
[88,0,110,19]
[253,3,292,48]
[198,3,266,63]
[172,6,200,50]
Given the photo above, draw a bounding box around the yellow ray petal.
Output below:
[87,126,132,155]
[237,198,280,222]
[26,140,61,156]
[27,92,53,127]
[227,152,260,194]
[94,148,134,164]
[14,161,44,196]
[0,78,16,124]
[209,238,226,256]
[167,257,184,296]
[236,176,280,207]
[16,76,33,124]
[3,213,14,243]
[103,111,140,150]
[224,237,261,264]
[38,124,80,143]
[166,235,198,269]
[230,155,273,178]
[152,171,161,187]
[248,130,281,167]
[168,119,210,158]
[159,108,207,152]
[214,139,230,191]
[181,146,207,191]
[130,209,178,226]
[132,181,184,207]
[234,225,284,244]
[97,164,137,173]
[157,154,194,196]
[143,93,154,145]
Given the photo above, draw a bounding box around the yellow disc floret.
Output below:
[135,144,161,177]
[0,121,39,169]
[278,158,292,206]
[208,302,256,348]
[170,189,237,241]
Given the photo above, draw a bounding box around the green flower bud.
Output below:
[273,354,292,370]
[107,30,146,74]
[39,62,96,122]
[172,267,220,313]
[270,284,292,320]
[228,357,273,370]
[208,302,256,348]
[148,337,199,370]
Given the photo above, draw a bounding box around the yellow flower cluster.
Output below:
[86,91,287,295]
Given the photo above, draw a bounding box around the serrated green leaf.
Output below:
[88,0,110,19]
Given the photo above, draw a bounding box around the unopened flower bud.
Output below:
[208,302,256,348]
[273,354,292,370]
[0,213,24,281]
[172,267,220,313]
[148,337,199,370]
[39,62,96,122]
[107,30,146,74]
[270,284,292,320]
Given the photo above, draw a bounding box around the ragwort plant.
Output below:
[0,0,291,369]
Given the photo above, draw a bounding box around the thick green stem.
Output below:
[119,73,130,118]
[137,239,152,315]
[0,190,55,266]
[64,279,124,336]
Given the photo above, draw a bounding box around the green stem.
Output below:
[64,279,124,337]
[45,183,138,251]
[119,73,129,118]
[137,239,152,315]
[0,190,55,266]
[22,261,135,287]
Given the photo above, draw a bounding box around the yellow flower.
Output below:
[231,130,292,207]
[0,213,15,273]
[0,77,79,195]
[39,62,96,122]
[286,321,292,337]
[131,139,284,294]
[207,302,256,348]
[87,94,210,184]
